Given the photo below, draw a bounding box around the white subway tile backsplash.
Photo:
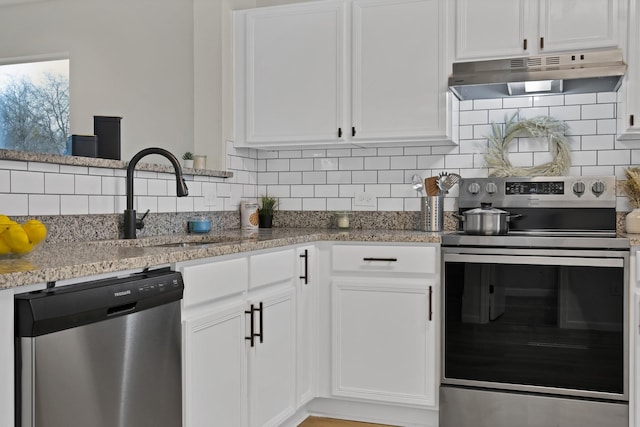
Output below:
[598,149,630,165]
[0,170,9,192]
[45,173,74,194]
[11,171,44,194]
[0,194,28,216]
[597,119,617,134]
[565,93,597,105]
[29,162,59,173]
[460,110,488,125]
[533,95,565,107]
[60,195,89,215]
[365,156,390,170]
[339,157,364,170]
[29,194,60,215]
[582,103,614,120]
[303,198,326,210]
[377,170,404,184]
[314,158,339,171]
[570,150,598,166]
[302,171,326,185]
[327,171,351,184]
[89,196,115,214]
[390,156,416,170]
[0,91,635,216]
[279,172,302,185]
[352,171,378,183]
[147,179,168,196]
[566,120,597,135]
[473,99,502,110]
[503,97,532,108]
[291,185,314,198]
[290,158,314,171]
[314,184,339,198]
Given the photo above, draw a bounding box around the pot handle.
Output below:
[507,213,523,222]
[452,213,465,221]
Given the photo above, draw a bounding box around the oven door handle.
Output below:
[444,253,624,268]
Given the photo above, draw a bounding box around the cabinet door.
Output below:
[331,278,437,407]
[455,0,530,60]
[247,287,297,427]
[296,245,317,407]
[539,0,618,52]
[352,0,448,141]
[234,2,345,146]
[183,302,247,427]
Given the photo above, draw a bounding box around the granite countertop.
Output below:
[0,228,442,289]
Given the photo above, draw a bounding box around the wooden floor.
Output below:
[298,416,396,427]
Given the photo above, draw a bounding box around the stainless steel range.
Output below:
[440,176,629,427]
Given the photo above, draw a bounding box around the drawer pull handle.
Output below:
[428,285,433,321]
[299,249,309,285]
[245,304,255,347]
[363,257,398,262]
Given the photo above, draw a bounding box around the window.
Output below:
[0,58,69,155]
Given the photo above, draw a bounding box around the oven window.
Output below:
[444,261,624,395]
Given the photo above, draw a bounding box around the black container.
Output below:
[94,116,121,160]
[66,134,98,157]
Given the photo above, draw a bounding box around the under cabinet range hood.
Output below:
[448,49,626,100]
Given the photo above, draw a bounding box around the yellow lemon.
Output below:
[22,220,47,245]
[1,224,33,254]
[0,215,11,224]
[0,234,11,254]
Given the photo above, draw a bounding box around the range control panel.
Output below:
[459,176,616,209]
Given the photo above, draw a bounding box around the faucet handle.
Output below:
[136,209,150,230]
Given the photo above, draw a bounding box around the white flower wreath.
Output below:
[484,113,571,177]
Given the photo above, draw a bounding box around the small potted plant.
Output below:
[258,195,278,228]
[182,152,194,168]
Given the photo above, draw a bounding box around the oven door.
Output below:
[442,247,628,401]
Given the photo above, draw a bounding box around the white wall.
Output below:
[0,0,194,163]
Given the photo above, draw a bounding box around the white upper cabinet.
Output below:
[233,0,456,149]
[617,0,640,140]
[234,2,344,146]
[455,0,622,61]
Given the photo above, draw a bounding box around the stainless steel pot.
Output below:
[454,203,521,235]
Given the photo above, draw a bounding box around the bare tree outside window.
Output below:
[0,59,70,155]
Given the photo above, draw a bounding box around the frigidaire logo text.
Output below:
[114,290,132,297]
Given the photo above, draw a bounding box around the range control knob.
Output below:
[485,182,498,194]
[572,181,586,197]
[467,182,481,195]
[591,181,606,197]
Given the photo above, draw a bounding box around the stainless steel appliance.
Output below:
[440,176,629,427]
[15,268,184,427]
[449,48,626,100]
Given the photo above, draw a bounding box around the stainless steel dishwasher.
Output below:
[15,267,184,427]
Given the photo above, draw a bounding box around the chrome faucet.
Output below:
[124,147,189,239]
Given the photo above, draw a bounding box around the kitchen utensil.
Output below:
[425,177,439,196]
[411,174,425,196]
[440,173,461,193]
[437,172,449,195]
[453,203,521,235]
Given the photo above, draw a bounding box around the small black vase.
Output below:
[259,213,273,228]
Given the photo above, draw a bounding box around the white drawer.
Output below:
[332,244,437,275]
[181,257,248,307]
[250,249,295,289]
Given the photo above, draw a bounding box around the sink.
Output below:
[148,236,240,248]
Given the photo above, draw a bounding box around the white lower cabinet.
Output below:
[179,248,303,427]
[330,244,439,408]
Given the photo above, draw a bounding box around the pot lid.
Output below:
[465,203,509,215]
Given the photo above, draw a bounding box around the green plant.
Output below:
[182,152,193,160]
[259,195,278,215]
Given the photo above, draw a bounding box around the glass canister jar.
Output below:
[240,200,259,230]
